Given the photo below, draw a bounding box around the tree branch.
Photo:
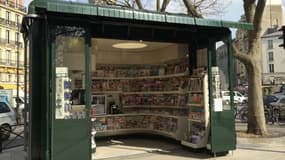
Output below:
[243,0,256,23]
[253,0,266,36]
[182,0,203,17]
[135,0,144,9]
[157,0,160,11]
[160,0,170,12]
[233,43,252,65]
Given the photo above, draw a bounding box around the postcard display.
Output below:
[92,58,210,147]
[56,67,86,119]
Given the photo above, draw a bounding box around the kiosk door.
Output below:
[208,39,236,154]
[51,26,91,160]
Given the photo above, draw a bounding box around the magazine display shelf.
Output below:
[94,114,187,140]
[92,59,209,144]
[181,73,210,149]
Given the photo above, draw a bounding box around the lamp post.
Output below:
[16,23,20,124]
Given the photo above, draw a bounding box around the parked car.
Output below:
[270,96,285,121]
[263,95,279,106]
[0,101,17,140]
[222,91,248,104]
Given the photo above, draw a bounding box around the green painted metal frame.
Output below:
[26,17,50,160]
[50,26,91,160]
[28,0,253,30]
[207,33,236,153]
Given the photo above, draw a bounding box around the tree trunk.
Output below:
[246,54,268,135]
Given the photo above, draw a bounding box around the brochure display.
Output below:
[55,67,72,119]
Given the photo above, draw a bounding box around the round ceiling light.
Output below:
[112,42,147,49]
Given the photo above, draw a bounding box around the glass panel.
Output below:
[0,102,10,113]
[54,26,86,120]
[216,41,231,108]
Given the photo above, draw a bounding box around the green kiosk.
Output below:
[21,1,252,160]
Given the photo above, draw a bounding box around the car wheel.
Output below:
[0,124,12,140]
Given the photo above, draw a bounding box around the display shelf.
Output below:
[92,91,122,94]
[122,94,187,106]
[96,128,176,139]
[188,119,204,123]
[94,113,183,119]
[92,72,188,80]
[187,91,203,93]
[181,140,206,149]
[183,70,210,149]
[187,104,203,107]
[123,105,188,109]
[122,91,186,95]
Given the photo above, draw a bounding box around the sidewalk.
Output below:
[1,124,284,160]
[92,135,285,160]
[0,146,25,160]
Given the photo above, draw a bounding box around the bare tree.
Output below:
[233,0,268,135]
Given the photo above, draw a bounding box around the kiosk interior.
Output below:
[22,2,252,160]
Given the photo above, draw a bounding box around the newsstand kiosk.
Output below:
[21,1,253,160]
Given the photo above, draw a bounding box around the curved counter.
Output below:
[93,114,188,140]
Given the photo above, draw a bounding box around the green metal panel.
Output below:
[195,18,222,27]
[134,10,165,22]
[28,1,252,30]
[52,120,90,160]
[97,6,132,19]
[29,18,48,160]
[98,6,115,17]
[82,5,93,15]
[56,3,71,13]
[50,26,91,160]
[208,36,236,153]
[85,32,92,160]
[50,33,56,160]
[47,2,57,12]
[165,14,195,25]
[222,21,254,30]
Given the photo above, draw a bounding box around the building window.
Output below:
[8,74,12,82]
[268,40,273,49]
[6,11,10,24]
[15,32,19,44]
[13,74,16,82]
[15,15,19,26]
[269,64,274,73]
[6,0,9,5]
[6,50,11,64]
[268,52,274,61]
[16,0,18,8]
[6,30,10,43]
[0,73,6,81]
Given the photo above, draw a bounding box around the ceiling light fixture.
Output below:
[112,41,147,49]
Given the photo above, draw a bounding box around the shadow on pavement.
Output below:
[95,134,218,159]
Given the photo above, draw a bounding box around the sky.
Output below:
[23,0,285,22]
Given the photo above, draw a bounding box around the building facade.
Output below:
[234,0,285,86]
[0,0,25,90]
[261,29,285,85]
